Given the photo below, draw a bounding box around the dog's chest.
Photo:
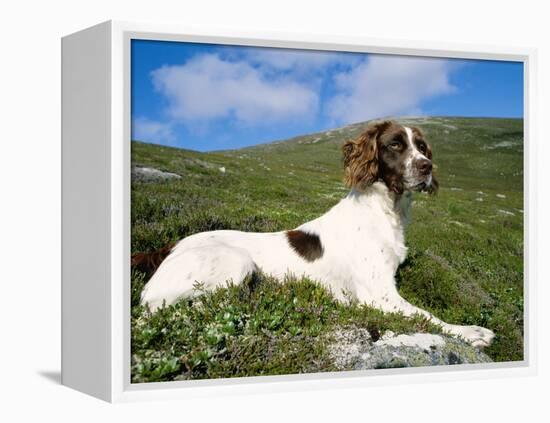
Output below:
[324,202,408,268]
[349,220,407,268]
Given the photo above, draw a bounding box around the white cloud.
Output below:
[242,48,360,74]
[132,117,175,144]
[326,55,457,124]
[143,51,459,143]
[151,54,319,126]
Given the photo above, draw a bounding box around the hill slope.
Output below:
[131,117,524,382]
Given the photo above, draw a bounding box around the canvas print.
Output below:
[130,39,524,383]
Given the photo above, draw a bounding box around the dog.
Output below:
[134,120,495,348]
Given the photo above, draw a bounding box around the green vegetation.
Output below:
[131,117,524,382]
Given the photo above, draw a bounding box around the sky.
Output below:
[131,39,523,152]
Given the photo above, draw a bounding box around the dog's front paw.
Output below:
[450,325,495,348]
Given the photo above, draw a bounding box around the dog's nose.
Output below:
[417,159,432,175]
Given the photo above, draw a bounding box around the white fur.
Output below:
[140,181,495,347]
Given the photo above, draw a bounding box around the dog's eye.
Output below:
[389,142,401,150]
[418,143,427,153]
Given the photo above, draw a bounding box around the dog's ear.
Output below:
[428,172,439,194]
[342,121,389,190]
[424,140,439,195]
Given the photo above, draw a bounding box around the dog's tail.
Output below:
[131,242,176,276]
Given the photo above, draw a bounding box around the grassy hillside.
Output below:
[131,117,524,383]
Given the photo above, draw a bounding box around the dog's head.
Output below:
[342,120,438,195]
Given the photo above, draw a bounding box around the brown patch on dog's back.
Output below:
[286,230,324,262]
[131,242,176,276]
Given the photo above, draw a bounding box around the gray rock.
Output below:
[329,327,491,370]
[132,166,181,182]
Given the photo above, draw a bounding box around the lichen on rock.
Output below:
[329,326,492,371]
[132,166,181,182]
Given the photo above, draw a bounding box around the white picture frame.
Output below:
[61,20,537,403]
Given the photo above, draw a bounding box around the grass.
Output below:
[131,273,439,382]
[131,116,524,382]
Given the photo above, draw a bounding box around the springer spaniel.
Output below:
[135,121,495,347]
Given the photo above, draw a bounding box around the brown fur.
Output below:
[342,121,439,194]
[410,126,439,193]
[131,243,176,276]
[286,230,324,262]
[342,121,391,190]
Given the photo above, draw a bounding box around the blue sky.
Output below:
[131,39,523,152]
